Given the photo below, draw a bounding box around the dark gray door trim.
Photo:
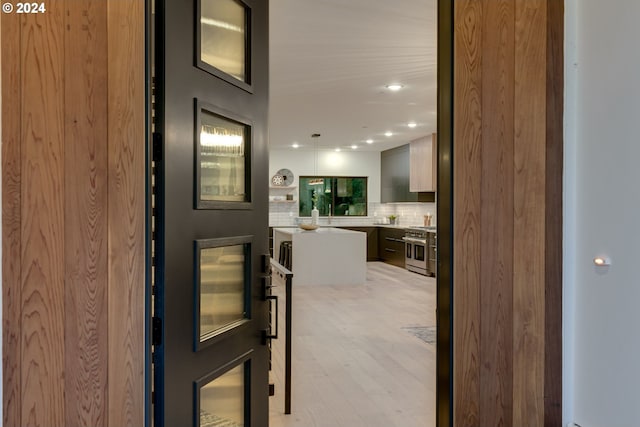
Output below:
[436,0,454,426]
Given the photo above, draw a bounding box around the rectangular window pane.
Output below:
[199,364,245,427]
[299,176,368,217]
[199,244,246,342]
[199,110,247,203]
[200,0,247,83]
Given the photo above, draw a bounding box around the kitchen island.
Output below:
[273,227,366,286]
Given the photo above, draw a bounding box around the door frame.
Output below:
[143,0,458,425]
[142,0,565,426]
[435,1,454,426]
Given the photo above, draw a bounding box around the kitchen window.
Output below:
[299,176,368,217]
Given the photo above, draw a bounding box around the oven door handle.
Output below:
[402,237,427,244]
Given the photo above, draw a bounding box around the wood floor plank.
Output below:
[269,262,436,427]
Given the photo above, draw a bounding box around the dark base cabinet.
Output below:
[377,227,406,268]
[340,227,378,261]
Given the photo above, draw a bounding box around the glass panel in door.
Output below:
[198,363,247,427]
[198,108,249,205]
[197,240,250,347]
[199,0,248,83]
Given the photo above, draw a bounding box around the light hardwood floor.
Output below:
[269,262,437,427]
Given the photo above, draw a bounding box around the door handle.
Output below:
[262,294,278,344]
[261,275,273,301]
[261,254,272,274]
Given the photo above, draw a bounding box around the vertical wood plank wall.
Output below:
[453,0,563,426]
[107,1,146,425]
[64,1,108,425]
[1,9,23,427]
[452,0,482,425]
[1,1,145,425]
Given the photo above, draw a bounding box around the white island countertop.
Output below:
[273,226,366,235]
[273,227,366,286]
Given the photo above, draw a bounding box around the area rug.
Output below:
[402,326,437,345]
[200,410,242,427]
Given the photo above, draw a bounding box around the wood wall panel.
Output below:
[107,1,146,425]
[20,4,66,425]
[64,1,109,426]
[479,0,514,425]
[2,12,23,427]
[2,1,145,425]
[453,0,482,425]
[513,0,547,425]
[453,0,562,425]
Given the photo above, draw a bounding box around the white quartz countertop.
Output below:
[273,227,364,235]
[271,224,435,232]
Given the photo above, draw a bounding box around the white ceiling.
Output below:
[269,0,438,152]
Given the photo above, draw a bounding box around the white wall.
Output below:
[566,1,640,426]
[269,148,381,201]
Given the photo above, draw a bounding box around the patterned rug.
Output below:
[200,410,243,427]
[402,326,437,345]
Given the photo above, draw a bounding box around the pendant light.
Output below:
[309,133,323,186]
[310,133,320,224]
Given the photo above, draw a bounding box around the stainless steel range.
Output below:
[403,226,436,276]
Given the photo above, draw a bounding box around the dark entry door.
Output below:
[153,0,270,425]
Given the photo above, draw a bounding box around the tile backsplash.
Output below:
[269,201,436,227]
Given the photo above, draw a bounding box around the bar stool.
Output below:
[284,241,292,270]
[279,240,292,270]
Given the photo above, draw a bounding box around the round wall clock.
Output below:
[271,174,284,186]
[276,168,294,186]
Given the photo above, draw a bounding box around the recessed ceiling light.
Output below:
[366,139,373,144]
[351,145,358,150]
[292,143,299,148]
[385,131,393,137]
[408,122,417,128]
[386,84,403,91]
[335,148,341,152]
